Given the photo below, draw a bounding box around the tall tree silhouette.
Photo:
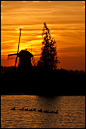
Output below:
[37,22,60,70]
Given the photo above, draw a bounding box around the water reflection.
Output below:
[36,96,60,111]
[1,95,85,128]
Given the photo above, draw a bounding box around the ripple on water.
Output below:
[1,95,85,128]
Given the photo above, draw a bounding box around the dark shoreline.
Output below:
[1,68,85,96]
[1,79,85,96]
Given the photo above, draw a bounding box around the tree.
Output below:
[37,22,60,70]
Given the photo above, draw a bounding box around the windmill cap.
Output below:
[18,50,33,58]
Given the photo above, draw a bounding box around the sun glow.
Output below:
[1,1,85,71]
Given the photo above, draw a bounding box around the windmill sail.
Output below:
[8,53,17,57]
[7,53,17,60]
[7,28,22,69]
[15,28,21,68]
[17,28,21,53]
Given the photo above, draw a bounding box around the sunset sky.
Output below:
[1,1,85,71]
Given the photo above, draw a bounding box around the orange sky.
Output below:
[1,1,85,71]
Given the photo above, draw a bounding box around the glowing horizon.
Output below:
[1,1,85,71]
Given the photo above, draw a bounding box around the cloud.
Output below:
[58,46,85,53]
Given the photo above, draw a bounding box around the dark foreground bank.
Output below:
[1,69,85,96]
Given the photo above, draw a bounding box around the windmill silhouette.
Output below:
[8,28,33,72]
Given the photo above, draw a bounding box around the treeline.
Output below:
[1,66,15,73]
[1,66,85,95]
[1,65,85,75]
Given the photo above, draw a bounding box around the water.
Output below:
[1,95,85,128]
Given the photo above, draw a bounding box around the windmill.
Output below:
[8,28,33,72]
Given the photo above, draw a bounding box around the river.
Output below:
[1,95,85,128]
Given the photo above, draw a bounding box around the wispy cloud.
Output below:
[58,46,85,53]
[1,1,85,70]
